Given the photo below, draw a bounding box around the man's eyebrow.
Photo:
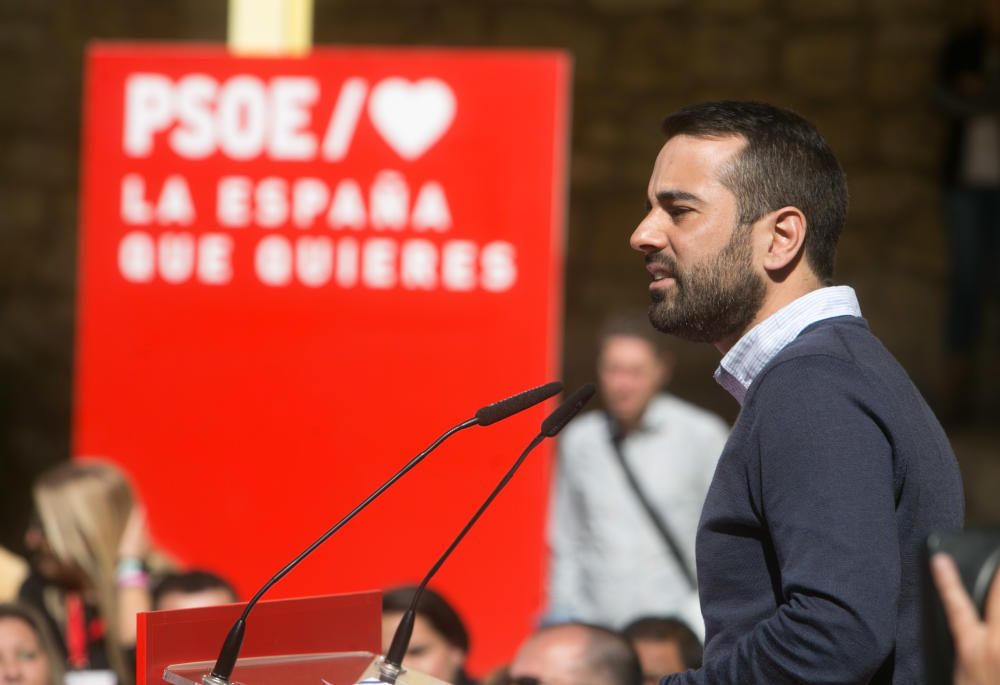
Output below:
[645,189,702,211]
[655,189,702,204]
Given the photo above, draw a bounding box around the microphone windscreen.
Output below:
[540,383,596,437]
[475,381,563,426]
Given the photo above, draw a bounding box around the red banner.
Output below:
[75,43,570,673]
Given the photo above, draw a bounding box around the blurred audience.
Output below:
[936,0,1000,424]
[480,665,509,685]
[622,616,703,683]
[381,585,477,685]
[931,552,1000,685]
[19,460,169,685]
[507,622,641,685]
[0,602,64,685]
[151,570,237,611]
[547,312,728,633]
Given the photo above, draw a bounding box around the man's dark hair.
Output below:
[623,615,704,670]
[662,100,848,283]
[152,569,238,608]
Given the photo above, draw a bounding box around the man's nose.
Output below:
[630,214,667,254]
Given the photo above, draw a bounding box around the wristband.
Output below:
[116,570,150,589]
[116,558,145,576]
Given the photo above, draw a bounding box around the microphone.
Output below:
[378,384,596,684]
[476,381,563,426]
[204,381,563,685]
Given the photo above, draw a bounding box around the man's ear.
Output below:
[761,206,807,274]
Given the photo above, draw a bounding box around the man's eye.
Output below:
[668,207,692,219]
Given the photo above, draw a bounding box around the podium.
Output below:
[138,591,448,685]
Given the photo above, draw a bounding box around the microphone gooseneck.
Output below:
[379,384,596,683]
[206,381,562,685]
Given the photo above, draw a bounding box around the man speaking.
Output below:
[629,101,964,684]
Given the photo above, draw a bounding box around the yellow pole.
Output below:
[228,0,313,56]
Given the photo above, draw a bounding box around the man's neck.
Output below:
[614,400,657,436]
[714,275,825,356]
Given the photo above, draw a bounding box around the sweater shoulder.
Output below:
[745,317,886,408]
[775,315,869,359]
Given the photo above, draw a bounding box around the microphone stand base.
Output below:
[376,657,404,684]
[201,675,230,685]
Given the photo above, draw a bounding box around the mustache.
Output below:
[644,253,679,277]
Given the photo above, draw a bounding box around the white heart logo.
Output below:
[368,78,456,161]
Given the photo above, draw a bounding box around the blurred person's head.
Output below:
[0,603,63,685]
[152,570,237,611]
[381,586,473,685]
[597,312,673,433]
[25,460,138,682]
[622,616,702,683]
[508,622,641,685]
[25,461,135,590]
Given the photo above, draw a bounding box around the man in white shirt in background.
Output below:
[546,312,729,635]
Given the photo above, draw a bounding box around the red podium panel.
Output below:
[138,591,380,685]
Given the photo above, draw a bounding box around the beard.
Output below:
[647,226,766,344]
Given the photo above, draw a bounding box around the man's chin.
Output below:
[647,302,680,334]
[609,408,642,430]
[648,304,720,344]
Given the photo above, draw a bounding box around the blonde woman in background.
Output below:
[0,602,65,685]
[18,460,169,685]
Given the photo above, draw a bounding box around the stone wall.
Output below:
[0,0,993,550]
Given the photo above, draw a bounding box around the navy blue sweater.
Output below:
[663,316,964,685]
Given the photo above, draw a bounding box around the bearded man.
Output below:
[629,101,964,684]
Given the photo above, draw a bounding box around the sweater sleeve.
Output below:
[664,356,900,685]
